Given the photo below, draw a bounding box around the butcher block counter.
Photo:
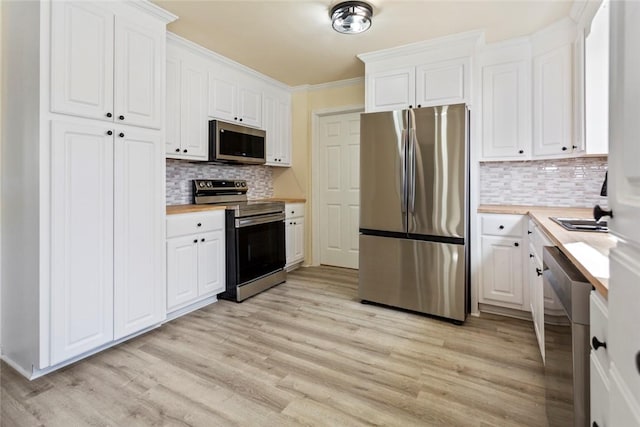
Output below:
[166,204,228,215]
[478,205,616,298]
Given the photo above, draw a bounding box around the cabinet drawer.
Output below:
[480,214,525,237]
[590,290,609,371]
[167,210,225,238]
[285,203,304,219]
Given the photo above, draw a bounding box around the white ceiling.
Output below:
[152,0,573,87]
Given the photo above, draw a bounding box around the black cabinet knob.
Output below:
[106,112,112,118]
[530,253,534,258]
[536,268,542,276]
[636,351,640,374]
[514,242,519,247]
[239,118,243,122]
[118,115,125,120]
[201,238,205,242]
[518,149,524,154]
[118,132,124,138]
[562,146,568,151]
[183,149,188,153]
[592,336,607,351]
[409,105,413,109]
[417,104,422,108]
[234,117,238,120]
[175,148,180,152]
[499,225,504,230]
[573,145,578,149]
[593,422,599,427]
[107,130,113,135]
[528,230,532,234]
[193,239,197,243]
[593,205,613,221]
[197,223,202,227]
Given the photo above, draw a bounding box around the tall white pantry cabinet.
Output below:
[1,1,176,378]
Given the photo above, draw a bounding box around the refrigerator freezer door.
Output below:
[360,110,408,233]
[358,234,467,321]
[408,105,467,239]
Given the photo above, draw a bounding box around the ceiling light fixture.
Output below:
[330,1,373,35]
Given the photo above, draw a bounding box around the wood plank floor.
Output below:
[1,266,547,426]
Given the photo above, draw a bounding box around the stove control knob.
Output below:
[206,182,212,187]
[235,182,241,187]
[241,182,246,187]
[199,182,205,188]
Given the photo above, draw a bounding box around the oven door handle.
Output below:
[235,213,285,228]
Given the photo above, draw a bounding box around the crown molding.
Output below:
[292,77,364,93]
[128,0,178,24]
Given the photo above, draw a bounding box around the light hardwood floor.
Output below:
[1,266,546,426]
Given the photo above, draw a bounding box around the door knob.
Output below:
[592,336,607,351]
[593,205,613,221]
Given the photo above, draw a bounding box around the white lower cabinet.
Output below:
[50,121,165,364]
[479,214,527,309]
[166,210,225,313]
[285,203,305,269]
[529,244,544,362]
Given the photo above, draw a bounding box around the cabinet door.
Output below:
[113,129,165,340]
[165,55,181,155]
[50,2,114,121]
[573,30,586,153]
[113,16,163,129]
[167,235,199,310]
[481,60,531,159]
[50,121,114,365]
[277,99,292,166]
[416,57,469,107]
[208,69,237,122]
[198,230,225,296]
[367,67,415,112]
[180,58,208,159]
[293,218,305,264]
[238,84,262,128]
[480,235,524,306]
[285,220,295,266]
[609,0,640,245]
[263,93,279,164]
[533,44,573,156]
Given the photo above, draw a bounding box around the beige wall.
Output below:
[273,81,365,264]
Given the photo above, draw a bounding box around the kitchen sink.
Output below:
[550,217,608,233]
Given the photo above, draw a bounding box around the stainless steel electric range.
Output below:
[193,179,286,301]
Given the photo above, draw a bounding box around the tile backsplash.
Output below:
[480,157,608,208]
[166,159,274,205]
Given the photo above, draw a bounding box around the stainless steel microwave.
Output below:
[208,120,266,165]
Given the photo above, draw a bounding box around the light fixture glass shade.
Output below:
[331,1,373,34]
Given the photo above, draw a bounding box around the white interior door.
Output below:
[318,112,361,269]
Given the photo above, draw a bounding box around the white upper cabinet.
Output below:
[359,32,479,113]
[208,66,263,128]
[532,44,574,156]
[51,2,164,129]
[416,57,469,108]
[479,40,532,160]
[367,67,415,112]
[264,89,292,166]
[50,2,115,122]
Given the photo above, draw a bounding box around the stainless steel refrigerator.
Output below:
[358,104,469,322]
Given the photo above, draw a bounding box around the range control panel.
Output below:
[193,179,247,192]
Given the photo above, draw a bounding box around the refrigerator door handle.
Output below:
[401,128,407,214]
[408,127,416,214]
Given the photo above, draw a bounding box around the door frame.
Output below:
[311,105,364,266]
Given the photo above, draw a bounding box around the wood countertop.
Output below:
[478,205,616,298]
[166,204,228,215]
[166,198,305,215]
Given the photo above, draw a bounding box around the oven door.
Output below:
[235,215,285,285]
